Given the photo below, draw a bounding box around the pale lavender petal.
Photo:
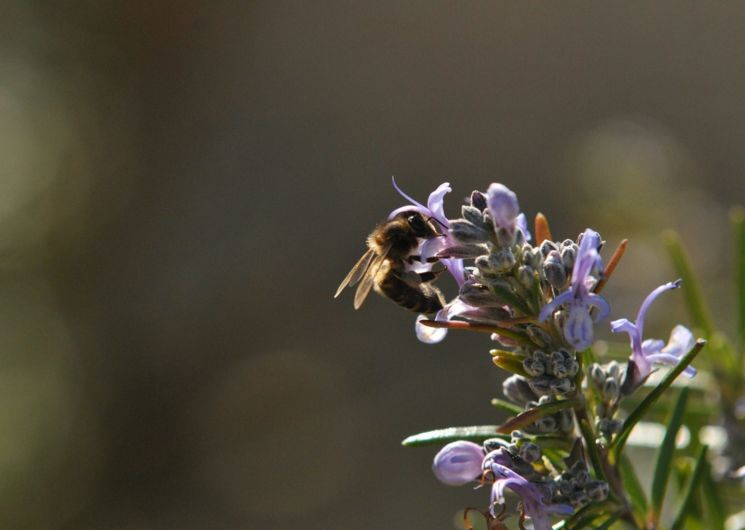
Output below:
[586,293,610,322]
[641,338,665,356]
[546,503,575,515]
[415,314,447,343]
[486,183,520,229]
[388,204,430,220]
[645,353,698,377]
[516,212,531,241]
[538,290,574,322]
[564,304,595,350]
[636,279,681,337]
[426,182,453,228]
[432,441,485,486]
[442,257,466,286]
[610,318,637,336]
[661,324,695,358]
[571,229,602,287]
[419,236,448,263]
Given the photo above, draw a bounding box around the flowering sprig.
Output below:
[342,180,707,530]
[611,279,697,393]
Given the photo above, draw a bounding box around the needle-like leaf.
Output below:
[649,387,689,528]
[401,426,507,447]
[663,230,714,337]
[670,445,708,530]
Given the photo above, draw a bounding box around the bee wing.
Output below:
[334,248,377,299]
[353,249,389,310]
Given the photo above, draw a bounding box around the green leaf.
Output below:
[649,387,689,527]
[593,512,623,530]
[663,230,714,337]
[619,453,648,515]
[577,417,606,482]
[732,206,745,358]
[670,445,709,530]
[401,426,507,447]
[552,502,604,530]
[490,398,523,415]
[611,339,705,456]
[496,399,580,434]
[700,457,726,530]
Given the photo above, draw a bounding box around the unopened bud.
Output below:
[543,250,567,289]
[462,205,486,227]
[518,442,542,463]
[539,240,558,257]
[590,363,605,387]
[570,490,590,509]
[470,190,487,211]
[561,244,577,270]
[517,265,535,290]
[603,378,620,402]
[488,248,516,273]
[503,375,538,405]
[451,219,489,244]
[586,480,610,501]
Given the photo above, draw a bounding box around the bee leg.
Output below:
[408,254,440,264]
[397,265,446,286]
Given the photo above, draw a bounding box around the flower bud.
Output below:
[590,363,606,387]
[561,244,577,271]
[487,183,520,229]
[503,375,538,405]
[523,357,546,377]
[488,248,516,273]
[570,490,590,509]
[586,480,610,501]
[483,438,510,453]
[528,376,553,396]
[518,442,542,463]
[603,378,620,402]
[432,441,485,486]
[544,250,567,289]
[540,240,558,257]
[451,219,489,244]
[517,265,535,290]
[459,281,498,307]
[534,416,558,433]
[462,205,486,227]
[470,190,487,211]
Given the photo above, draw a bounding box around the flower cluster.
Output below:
[374,180,702,529]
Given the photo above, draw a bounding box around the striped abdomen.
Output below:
[375,261,444,315]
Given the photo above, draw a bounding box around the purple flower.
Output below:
[483,449,573,530]
[486,183,531,244]
[389,177,465,286]
[432,441,485,486]
[538,229,609,350]
[611,280,696,392]
[415,298,477,344]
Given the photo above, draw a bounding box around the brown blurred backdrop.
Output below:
[0,2,744,529]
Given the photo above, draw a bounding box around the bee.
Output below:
[334,211,446,314]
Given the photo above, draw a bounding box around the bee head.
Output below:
[405,212,430,237]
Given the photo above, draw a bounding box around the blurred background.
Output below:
[1,2,744,528]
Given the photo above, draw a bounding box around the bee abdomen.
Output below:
[378,275,445,315]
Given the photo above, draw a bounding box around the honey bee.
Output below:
[334,211,446,314]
